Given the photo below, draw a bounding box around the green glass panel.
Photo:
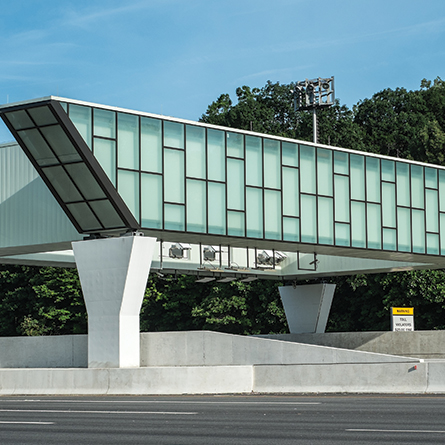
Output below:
[17,128,58,166]
[350,155,365,201]
[207,129,225,182]
[227,158,244,210]
[28,106,57,126]
[118,169,140,221]
[164,121,184,149]
[246,187,263,238]
[6,110,34,130]
[426,189,439,233]
[227,132,243,158]
[228,211,245,237]
[186,179,206,233]
[186,125,205,179]
[89,200,124,229]
[335,223,350,247]
[66,202,101,231]
[208,182,226,235]
[64,163,106,200]
[94,137,116,185]
[283,217,299,242]
[40,125,82,163]
[351,201,366,248]
[141,117,162,173]
[264,190,281,240]
[441,214,445,255]
[141,173,162,229]
[427,233,439,255]
[318,197,333,245]
[317,148,333,196]
[425,167,437,189]
[411,165,424,209]
[164,204,185,231]
[383,228,397,251]
[396,162,410,207]
[366,157,380,203]
[282,167,299,217]
[381,160,395,182]
[69,104,92,148]
[118,113,139,170]
[367,203,381,249]
[334,151,348,175]
[42,165,83,202]
[412,209,425,253]
[300,145,316,194]
[94,109,115,138]
[301,194,316,243]
[60,102,67,112]
[382,182,396,227]
[397,207,411,252]
[264,139,280,189]
[246,136,262,187]
[440,170,445,212]
[282,142,298,167]
[334,175,349,222]
[164,149,184,204]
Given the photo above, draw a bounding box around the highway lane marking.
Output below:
[347,428,445,434]
[0,409,197,415]
[1,400,321,405]
[0,421,54,425]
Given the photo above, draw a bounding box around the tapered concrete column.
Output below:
[72,235,156,368]
[279,284,336,334]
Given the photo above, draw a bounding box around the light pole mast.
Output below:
[294,77,335,144]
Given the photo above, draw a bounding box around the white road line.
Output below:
[0,409,196,415]
[1,400,320,406]
[347,428,445,434]
[0,421,54,425]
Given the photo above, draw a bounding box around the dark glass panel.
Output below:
[65,163,106,200]
[40,125,82,163]
[27,106,57,126]
[66,202,102,231]
[17,128,58,166]
[42,165,83,202]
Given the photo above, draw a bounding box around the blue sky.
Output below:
[1,0,445,143]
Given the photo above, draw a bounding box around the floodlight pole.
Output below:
[293,77,335,145]
[312,108,318,144]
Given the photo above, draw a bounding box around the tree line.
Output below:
[2,78,445,336]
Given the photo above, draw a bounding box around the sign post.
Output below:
[391,307,414,331]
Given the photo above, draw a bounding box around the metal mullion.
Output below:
[162,120,165,230]
[225,131,228,236]
[115,112,119,191]
[262,137,265,240]
[280,141,284,241]
[243,134,247,240]
[184,125,188,232]
[205,128,209,234]
[315,146,319,244]
[348,152,352,247]
[138,115,142,226]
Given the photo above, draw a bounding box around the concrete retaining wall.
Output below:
[0,331,419,369]
[0,335,87,368]
[260,330,445,359]
[140,331,418,366]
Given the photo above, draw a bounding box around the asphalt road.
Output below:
[0,394,444,444]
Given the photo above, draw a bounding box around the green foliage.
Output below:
[0,265,86,336]
[140,275,287,335]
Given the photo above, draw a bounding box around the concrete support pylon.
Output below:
[72,235,156,368]
[279,283,336,334]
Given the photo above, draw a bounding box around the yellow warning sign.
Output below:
[391,307,414,315]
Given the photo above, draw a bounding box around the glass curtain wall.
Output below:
[63,101,445,256]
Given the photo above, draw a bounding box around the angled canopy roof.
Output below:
[0,98,138,234]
